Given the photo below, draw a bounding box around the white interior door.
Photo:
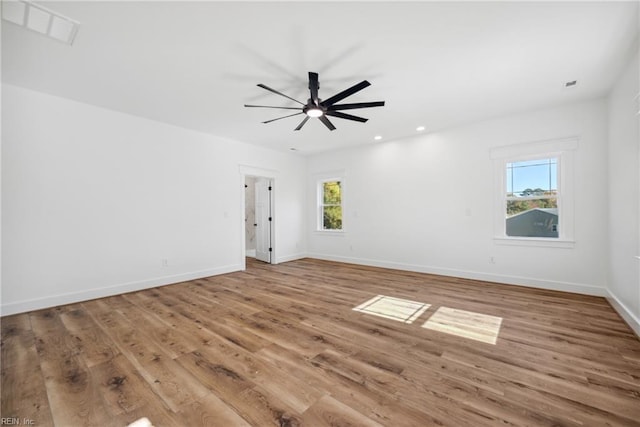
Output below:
[254,178,272,263]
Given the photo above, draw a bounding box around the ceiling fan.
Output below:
[244,72,385,131]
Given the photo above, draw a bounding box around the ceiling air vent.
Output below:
[2,0,80,45]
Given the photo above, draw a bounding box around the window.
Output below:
[491,138,577,247]
[318,179,343,231]
[506,157,559,238]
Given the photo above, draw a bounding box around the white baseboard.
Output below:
[6,252,628,335]
[276,252,307,264]
[606,290,640,337]
[306,253,608,297]
[0,264,242,317]
[246,249,256,258]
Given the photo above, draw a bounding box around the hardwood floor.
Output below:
[2,258,640,426]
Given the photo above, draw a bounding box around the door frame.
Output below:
[239,165,278,270]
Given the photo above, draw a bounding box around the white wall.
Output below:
[1,84,306,315]
[2,73,636,334]
[607,48,640,335]
[307,99,609,296]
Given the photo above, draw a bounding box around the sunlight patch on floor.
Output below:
[352,295,430,324]
[421,306,503,345]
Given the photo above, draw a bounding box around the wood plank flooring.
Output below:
[2,258,640,426]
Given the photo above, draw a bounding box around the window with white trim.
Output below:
[318,178,343,231]
[492,138,577,247]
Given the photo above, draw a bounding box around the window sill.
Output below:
[493,237,575,249]
[314,230,346,236]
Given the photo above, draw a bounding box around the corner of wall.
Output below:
[605,38,640,338]
[607,290,640,338]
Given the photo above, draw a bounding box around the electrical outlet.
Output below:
[489,256,496,264]
[161,259,168,267]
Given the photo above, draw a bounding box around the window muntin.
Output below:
[505,157,559,238]
[506,158,557,195]
[319,180,343,231]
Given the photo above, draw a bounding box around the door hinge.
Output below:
[268,186,272,191]
[268,248,272,252]
[268,217,272,221]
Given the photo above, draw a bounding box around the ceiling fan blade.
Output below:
[294,116,310,131]
[318,115,336,131]
[320,80,371,107]
[325,111,368,123]
[257,84,305,106]
[308,72,320,106]
[262,112,304,124]
[327,101,385,111]
[245,104,301,110]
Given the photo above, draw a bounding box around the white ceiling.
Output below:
[2,1,638,154]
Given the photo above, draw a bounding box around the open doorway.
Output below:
[244,175,273,264]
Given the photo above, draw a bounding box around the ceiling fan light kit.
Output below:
[245,71,385,131]
[304,106,324,118]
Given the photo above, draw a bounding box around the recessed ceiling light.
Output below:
[289,147,297,151]
[416,126,426,132]
[2,0,80,45]
[564,80,578,88]
[374,135,382,140]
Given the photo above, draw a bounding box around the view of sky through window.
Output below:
[506,158,557,196]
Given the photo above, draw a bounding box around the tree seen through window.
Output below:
[321,180,342,230]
